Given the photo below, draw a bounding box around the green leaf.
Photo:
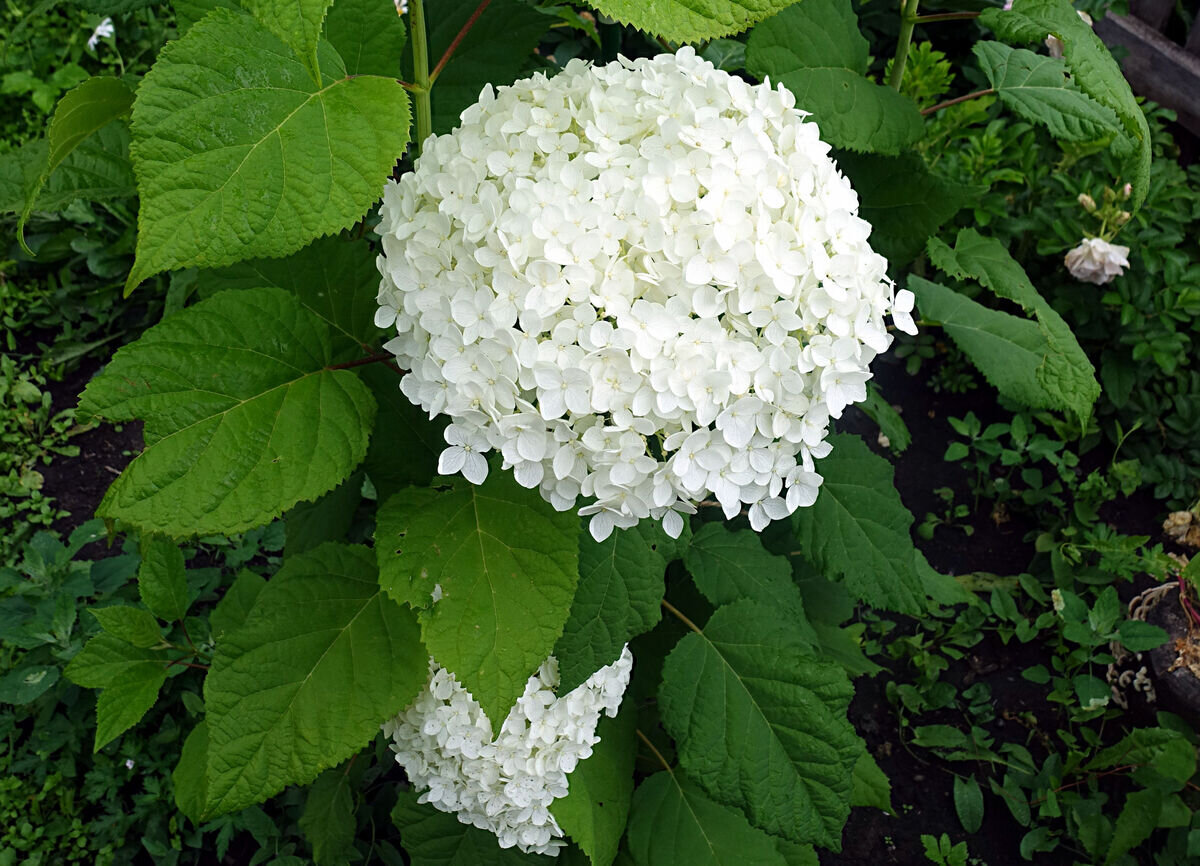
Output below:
[973,42,1121,142]
[626,771,788,866]
[0,665,60,705]
[859,383,910,452]
[925,228,1099,420]
[1105,787,1162,865]
[90,606,163,648]
[791,433,925,614]
[980,0,1150,209]
[1117,619,1168,652]
[909,276,1091,421]
[554,704,636,866]
[360,364,447,500]
[210,569,266,639]
[65,632,167,688]
[77,287,377,537]
[585,0,804,42]
[194,234,385,361]
[174,721,209,823]
[554,521,674,694]
[300,766,357,866]
[851,752,893,814]
[684,523,817,645]
[1,123,135,216]
[203,543,426,817]
[94,662,168,750]
[175,0,237,33]
[409,0,548,135]
[18,76,134,249]
[391,788,557,865]
[376,473,579,724]
[834,152,975,268]
[746,0,923,154]
[953,774,984,833]
[284,471,363,557]
[127,7,411,289]
[324,0,407,77]
[775,841,819,866]
[139,534,190,621]
[658,600,858,847]
[240,0,333,82]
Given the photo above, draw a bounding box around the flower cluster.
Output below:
[383,649,634,855]
[376,48,912,541]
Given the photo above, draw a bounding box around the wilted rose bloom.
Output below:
[1064,237,1130,285]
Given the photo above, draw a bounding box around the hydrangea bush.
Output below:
[17,0,1146,861]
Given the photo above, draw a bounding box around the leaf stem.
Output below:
[888,0,921,91]
[661,599,703,635]
[909,11,980,22]
[409,0,433,156]
[429,0,493,85]
[327,352,395,371]
[165,658,210,671]
[636,728,673,773]
[921,88,995,116]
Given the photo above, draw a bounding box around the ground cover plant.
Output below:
[3,0,1200,863]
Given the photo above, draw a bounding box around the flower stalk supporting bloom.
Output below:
[376,50,913,541]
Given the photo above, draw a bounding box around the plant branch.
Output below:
[429,0,492,85]
[888,0,922,90]
[165,658,209,671]
[921,88,995,116]
[910,11,980,22]
[409,0,433,155]
[636,728,673,773]
[661,599,703,635]
[327,352,395,371]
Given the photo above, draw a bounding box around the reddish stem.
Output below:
[921,88,995,116]
[328,352,395,371]
[429,0,493,84]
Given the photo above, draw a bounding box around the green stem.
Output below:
[911,11,980,22]
[888,0,921,91]
[409,0,433,157]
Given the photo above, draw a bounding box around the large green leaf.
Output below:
[17,76,134,248]
[980,0,1149,209]
[683,522,817,645]
[554,521,675,693]
[203,543,426,817]
[554,705,636,866]
[625,772,788,866]
[926,228,1099,421]
[127,7,411,289]
[65,632,166,688]
[585,0,804,42]
[300,766,357,866]
[406,0,547,135]
[909,276,1070,414]
[324,0,407,77]
[973,42,1121,142]
[77,287,376,537]
[138,534,190,621]
[791,433,924,614]
[392,788,557,864]
[835,152,976,269]
[746,0,923,154]
[376,473,579,724]
[173,721,209,822]
[240,0,333,82]
[658,600,859,848]
[194,233,385,361]
[283,471,363,557]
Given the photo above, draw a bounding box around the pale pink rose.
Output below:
[1064,237,1130,285]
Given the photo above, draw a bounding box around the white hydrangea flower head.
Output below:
[383,648,634,856]
[1064,237,1130,285]
[376,48,912,541]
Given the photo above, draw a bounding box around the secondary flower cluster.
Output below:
[383,649,634,855]
[375,48,912,541]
